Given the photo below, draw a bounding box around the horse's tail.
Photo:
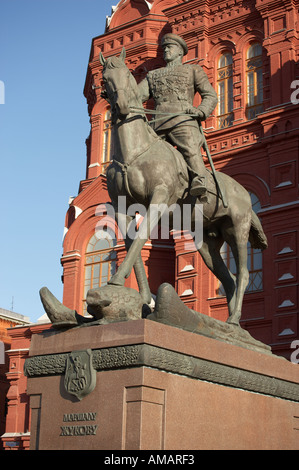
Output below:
[249,210,268,250]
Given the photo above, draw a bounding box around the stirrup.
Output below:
[189,177,206,197]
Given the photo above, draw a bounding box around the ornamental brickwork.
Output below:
[69,0,299,357]
[2,0,299,449]
[0,310,31,450]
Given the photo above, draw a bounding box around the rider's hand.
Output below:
[185,107,205,119]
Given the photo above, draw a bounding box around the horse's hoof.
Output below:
[108,274,125,287]
[226,316,240,326]
[39,286,79,329]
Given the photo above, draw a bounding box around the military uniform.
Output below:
[138,35,218,196]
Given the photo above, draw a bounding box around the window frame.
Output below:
[217,52,234,129]
[101,109,113,171]
[246,43,263,120]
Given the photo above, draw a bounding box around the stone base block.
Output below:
[25,319,299,450]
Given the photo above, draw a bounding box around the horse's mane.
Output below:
[104,56,127,70]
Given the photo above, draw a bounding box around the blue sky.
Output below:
[0,0,116,322]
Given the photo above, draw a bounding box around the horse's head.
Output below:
[100,48,134,120]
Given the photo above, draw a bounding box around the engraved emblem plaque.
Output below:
[64,349,96,400]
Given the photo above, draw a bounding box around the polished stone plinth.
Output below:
[25,319,299,450]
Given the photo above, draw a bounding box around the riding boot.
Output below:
[186,156,207,197]
[190,175,206,196]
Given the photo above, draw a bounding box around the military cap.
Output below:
[161,33,188,56]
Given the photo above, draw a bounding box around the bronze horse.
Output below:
[100,48,268,325]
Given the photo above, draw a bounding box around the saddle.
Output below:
[175,153,225,206]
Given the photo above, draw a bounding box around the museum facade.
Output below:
[2,0,299,449]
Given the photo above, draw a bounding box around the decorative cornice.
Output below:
[60,250,81,262]
[24,343,299,403]
[256,0,297,14]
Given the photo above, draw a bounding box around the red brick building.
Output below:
[63,0,299,356]
[0,309,30,449]
[2,0,299,449]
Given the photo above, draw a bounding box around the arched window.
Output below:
[217,192,263,295]
[217,53,234,129]
[83,231,117,315]
[246,43,263,120]
[101,109,113,172]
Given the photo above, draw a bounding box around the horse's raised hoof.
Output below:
[39,287,81,329]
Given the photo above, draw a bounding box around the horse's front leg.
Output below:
[109,186,170,287]
[115,211,151,304]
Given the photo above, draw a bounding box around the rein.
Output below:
[129,106,227,208]
[113,138,161,201]
[113,107,221,209]
[129,106,199,124]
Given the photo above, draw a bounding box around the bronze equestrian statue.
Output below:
[39,35,268,340]
[99,43,268,326]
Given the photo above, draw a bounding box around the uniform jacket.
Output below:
[138,63,218,131]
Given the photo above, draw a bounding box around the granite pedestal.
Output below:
[25,319,299,450]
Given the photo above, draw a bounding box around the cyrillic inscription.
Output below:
[63,412,97,422]
[60,412,98,437]
[60,425,98,436]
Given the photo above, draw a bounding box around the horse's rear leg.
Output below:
[227,240,249,326]
[197,234,237,317]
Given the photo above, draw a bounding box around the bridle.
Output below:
[103,68,132,121]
